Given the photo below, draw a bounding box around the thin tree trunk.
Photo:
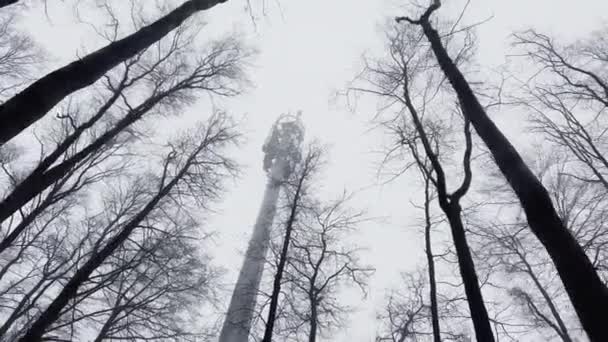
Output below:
[423,178,441,342]
[0,0,227,146]
[442,203,494,342]
[308,298,318,342]
[403,78,492,341]
[261,172,305,342]
[0,0,18,9]
[0,191,55,256]
[418,17,608,341]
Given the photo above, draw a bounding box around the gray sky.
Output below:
[17,0,608,341]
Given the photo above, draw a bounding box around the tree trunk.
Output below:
[16,164,185,342]
[401,57,489,340]
[420,18,608,341]
[0,0,227,146]
[0,278,47,339]
[424,188,441,342]
[442,202,494,342]
[0,88,122,240]
[0,0,18,9]
[308,297,318,342]
[261,172,305,342]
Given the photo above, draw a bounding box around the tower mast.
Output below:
[219,112,304,342]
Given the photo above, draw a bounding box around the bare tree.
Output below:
[514,28,608,109]
[252,148,373,342]
[470,150,608,341]
[0,211,91,341]
[471,219,579,342]
[0,0,233,146]
[0,29,249,255]
[0,175,221,341]
[395,2,608,340]
[13,112,239,342]
[281,193,374,342]
[260,143,323,342]
[350,20,494,341]
[0,129,128,327]
[420,168,441,342]
[375,160,442,342]
[59,199,220,342]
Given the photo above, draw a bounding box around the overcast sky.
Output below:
[18,0,608,341]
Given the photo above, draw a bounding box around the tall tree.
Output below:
[15,113,239,342]
[395,2,608,340]
[421,169,441,342]
[219,113,305,342]
[256,190,373,342]
[0,9,41,100]
[470,151,607,341]
[352,22,494,341]
[283,193,373,342]
[0,0,231,146]
[261,143,323,342]
[0,32,248,255]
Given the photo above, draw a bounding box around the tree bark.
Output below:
[403,75,492,341]
[442,203,494,341]
[0,0,228,146]
[418,17,608,342]
[308,298,318,342]
[0,0,18,9]
[423,178,441,342]
[261,171,305,342]
[92,307,121,342]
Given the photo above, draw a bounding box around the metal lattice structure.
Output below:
[219,112,304,342]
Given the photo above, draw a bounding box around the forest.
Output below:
[0,0,606,341]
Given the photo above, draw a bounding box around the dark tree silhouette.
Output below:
[470,151,608,341]
[16,113,238,342]
[0,33,248,255]
[395,2,608,340]
[0,0,18,10]
[285,194,373,342]
[421,170,441,342]
[261,144,322,342]
[256,190,373,342]
[351,22,494,341]
[0,0,230,146]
